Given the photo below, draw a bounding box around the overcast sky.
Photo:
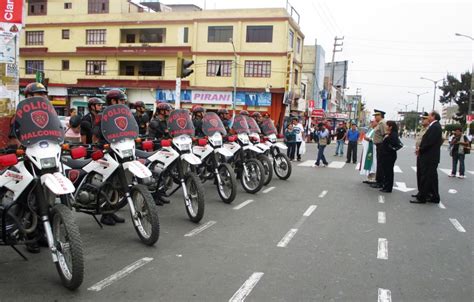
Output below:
[162,0,472,119]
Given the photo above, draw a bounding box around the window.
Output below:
[28,1,47,16]
[139,29,166,43]
[62,29,70,40]
[126,34,135,43]
[288,30,294,49]
[183,27,189,43]
[208,26,233,43]
[246,26,273,43]
[244,61,271,78]
[64,3,72,9]
[207,60,232,77]
[25,60,44,74]
[125,66,134,76]
[62,60,70,71]
[86,29,106,45]
[26,31,44,45]
[294,69,299,85]
[296,37,301,53]
[88,0,109,14]
[86,60,106,75]
[119,61,164,76]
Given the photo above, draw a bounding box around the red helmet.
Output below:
[240,110,249,116]
[88,97,105,109]
[156,102,173,111]
[24,82,47,97]
[252,112,262,119]
[262,112,270,118]
[217,109,229,115]
[192,105,205,114]
[106,89,127,105]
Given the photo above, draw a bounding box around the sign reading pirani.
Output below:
[0,0,23,24]
[191,91,232,105]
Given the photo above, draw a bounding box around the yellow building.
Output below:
[20,0,304,125]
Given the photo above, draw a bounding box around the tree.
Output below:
[402,111,419,131]
[438,71,471,126]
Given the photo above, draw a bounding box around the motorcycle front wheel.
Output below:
[273,153,292,180]
[130,185,160,246]
[51,204,84,290]
[257,154,273,186]
[184,172,205,223]
[216,163,237,204]
[240,158,264,194]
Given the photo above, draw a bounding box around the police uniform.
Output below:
[193,118,204,137]
[134,112,149,136]
[372,110,386,187]
[148,117,169,140]
[414,113,429,197]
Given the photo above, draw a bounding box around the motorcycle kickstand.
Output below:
[10,245,28,261]
[92,215,104,229]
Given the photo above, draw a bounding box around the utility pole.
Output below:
[329,36,344,112]
[408,91,428,138]
[420,77,442,111]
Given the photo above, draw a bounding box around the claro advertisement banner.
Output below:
[0,0,23,24]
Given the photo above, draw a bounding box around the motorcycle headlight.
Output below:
[213,139,222,146]
[122,149,133,157]
[178,143,191,151]
[40,157,57,169]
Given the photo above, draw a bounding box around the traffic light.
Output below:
[176,52,194,78]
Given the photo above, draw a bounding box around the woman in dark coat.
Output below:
[380,121,400,193]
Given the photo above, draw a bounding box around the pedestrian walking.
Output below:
[292,117,305,161]
[285,123,297,161]
[449,126,470,178]
[371,110,387,189]
[334,123,347,157]
[380,121,401,193]
[360,120,378,183]
[314,123,329,167]
[411,111,443,204]
[346,123,360,164]
[412,112,430,200]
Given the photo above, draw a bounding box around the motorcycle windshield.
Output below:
[101,104,139,143]
[202,112,227,136]
[232,114,250,134]
[14,97,64,146]
[245,116,261,134]
[261,119,277,135]
[168,109,195,137]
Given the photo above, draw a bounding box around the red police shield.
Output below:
[31,111,49,129]
[114,116,128,131]
[177,118,187,129]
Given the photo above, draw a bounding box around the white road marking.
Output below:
[297,160,315,167]
[394,165,403,173]
[88,257,153,292]
[229,272,264,302]
[378,211,386,224]
[277,228,299,247]
[468,171,474,175]
[319,190,328,198]
[448,189,457,194]
[412,166,417,172]
[439,168,452,176]
[303,205,318,217]
[449,218,466,233]
[262,186,275,194]
[439,202,446,209]
[378,288,392,302]
[327,161,346,168]
[378,195,385,204]
[184,221,217,237]
[393,182,415,192]
[233,199,254,210]
[377,238,388,260]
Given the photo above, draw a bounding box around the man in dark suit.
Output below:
[410,111,443,204]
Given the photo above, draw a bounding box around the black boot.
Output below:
[110,213,125,223]
[26,242,40,254]
[100,214,116,226]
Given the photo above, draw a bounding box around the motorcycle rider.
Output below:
[217,108,232,134]
[80,97,105,144]
[252,112,263,128]
[134,101,149,136]
[192,105,206,137]
[91,89,127,226]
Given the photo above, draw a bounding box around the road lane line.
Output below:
[378,288,392,302]
[184,221,217,237]
[328,161,346,168]
[229,272,264,302]
[394,165,402,173]
[411,166,417,172]
[378,195,385,204]
[439,168,452,176]
[319,190,328,198]
[262,186,275,194]
[303,205,318,217]
[439,202,446,209]
[88,257,153,292]
[277,228,298,247]
[233,200,254,210]
[448,189,457,194]
[377,238,388,260]
[378,211,386,224]
[449,218,466,233]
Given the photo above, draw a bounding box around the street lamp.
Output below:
[420,77,443,111]
[455,33,474,40]
[408,91,428,138]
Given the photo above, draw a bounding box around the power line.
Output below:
[345,36,472,44]
[320,1,344,34]
[350,81,434,89]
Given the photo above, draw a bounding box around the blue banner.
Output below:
[235,92,271,107]
[156,89,191,103]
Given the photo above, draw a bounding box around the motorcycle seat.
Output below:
[62,156,93,169]
[135,149,157,159]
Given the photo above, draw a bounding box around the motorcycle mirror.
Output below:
[71,146,87,159]
[0,154,18,168]
[91,150,104,161]
[198,138,207,146]
[228,135,237,142]
[161,139,172,147]
[142,140,154,151]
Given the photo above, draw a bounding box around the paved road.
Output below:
[1,138,472,301]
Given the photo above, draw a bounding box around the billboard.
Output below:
[325,60,349,89]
